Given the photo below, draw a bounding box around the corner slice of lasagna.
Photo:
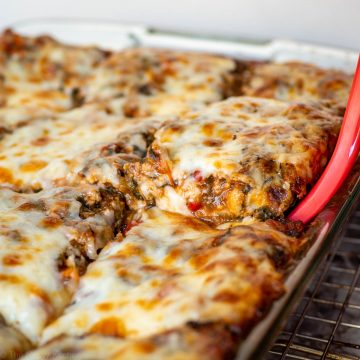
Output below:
[0,184,122,351]
[240,61,352,115]
[125,96,341,224]
[41,207,303,347]
[0,29,110,115]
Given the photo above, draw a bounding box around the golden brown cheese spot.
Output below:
[0,167,14,183]
[213,291,241,303]
[136,299,158,310]
[35,90,65,100]
[202,123,215,136]
[135,341,156,354]
[150,279,160,288]
[160,125,184,143]
[116,244,146,259]
[0,155,7,160]
[40,216,63,228]
[96,302,114,312]
[234,102,244,109]
[2,254,24,266]
[90,317,126,337]
[186,83,207,91]
[203,139,223,147]
[31,136,51,146]
[17,201,45,212]
[190,253,212,269]
[60,267,79,287]
[163,247,183,265]
[5,86,16,95]
[0,274,20,283]
[20,160,48,172]
[216,128,234,141]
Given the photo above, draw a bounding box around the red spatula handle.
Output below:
[289,55,360,223]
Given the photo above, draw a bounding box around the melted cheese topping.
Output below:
[0,32,239,132]
[126,96,341,222]
[0,31,352,358]
[241,61,352,113]
[42,208,298,343]
[0,98,167,190]
[23,324,236,360]
[0,185,116,344]
[84,48,238,104]
[160,98,335,178]
[0,29,107,113]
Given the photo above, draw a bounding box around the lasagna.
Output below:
[0,29,352,359]
[0,184,124,358]
[125,97,340,223]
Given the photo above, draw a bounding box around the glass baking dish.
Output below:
[10,19,360,360]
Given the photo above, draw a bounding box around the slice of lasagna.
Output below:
[40,207,302,345]
[125,97,341,223]
[0,31,243,132]
[83,48,242,104]
[0,29,109,115]
[240,61,352,115]
[0,184,122,354]
[22,324,237,360]
[0,98,164,191]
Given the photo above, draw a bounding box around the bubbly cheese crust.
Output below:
[125,97,341,223]
[41,207,301,343]
[0,29,108,114]
[0,31,241,132]
[0,185,122,345]
[23,324,237,360]
[240,61,352,115]
[83,48,240,104]
[0,98,168,191]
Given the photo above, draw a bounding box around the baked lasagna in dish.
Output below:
[0,30,352,359]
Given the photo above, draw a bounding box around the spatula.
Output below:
[289,55,360,223]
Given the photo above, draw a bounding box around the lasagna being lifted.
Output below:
[0,30,352,359]
[125,97,340,223]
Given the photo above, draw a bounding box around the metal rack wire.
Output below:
[268,204,360,360]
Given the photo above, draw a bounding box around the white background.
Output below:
[0,0,359,50]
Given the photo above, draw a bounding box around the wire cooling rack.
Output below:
[267,203,360,360]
